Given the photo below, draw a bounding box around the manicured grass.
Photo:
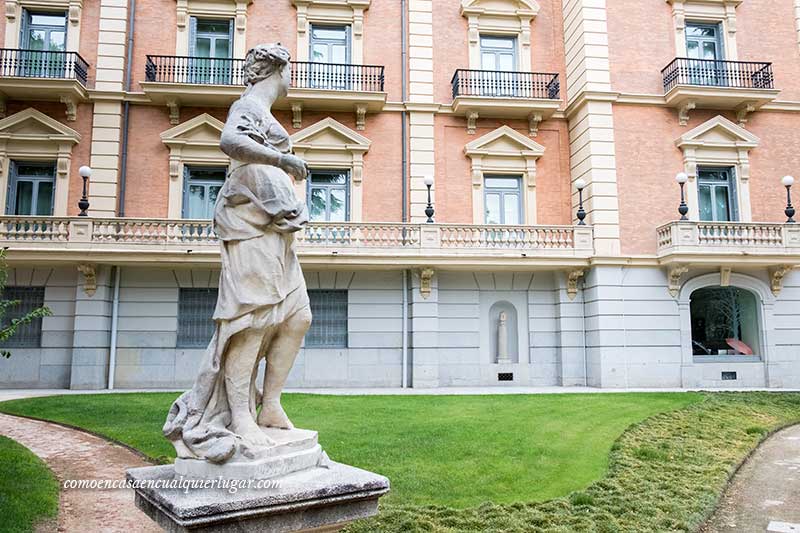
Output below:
[0,435,59,533]
[0,392,699,507]
[348,392,800,532]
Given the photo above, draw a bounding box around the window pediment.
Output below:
[676,115,759,150]
[465,125,545,158]
[161,113,225,148]
[291,117,371,153]
[0,108,81,142]
[461,0,540,18]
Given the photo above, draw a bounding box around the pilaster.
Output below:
[408,268,439,388]
[69,265,113,389]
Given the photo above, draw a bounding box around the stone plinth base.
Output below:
[175,428,323,480]
[127,462,389,533]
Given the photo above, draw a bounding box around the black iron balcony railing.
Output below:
[0,48,89,85]
[451,69,560,100]
[662,58,774,92]
[291,61,384,92]
[145,56,385,92]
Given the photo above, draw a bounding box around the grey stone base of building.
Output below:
[126,462,390,533]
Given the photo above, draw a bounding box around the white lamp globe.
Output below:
[782,175,795,187]
[575,178,587,190]
[424,176,434,187]
[79,166,92,178]
[675,172,689,184]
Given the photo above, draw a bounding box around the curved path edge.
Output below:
[0,412,161,533]
[702,423,800,533]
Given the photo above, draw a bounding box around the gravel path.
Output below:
[0,413,160,533]
[703,424,800,533]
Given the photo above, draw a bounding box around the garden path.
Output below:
[703,424,800,533]
[0,413,160,533]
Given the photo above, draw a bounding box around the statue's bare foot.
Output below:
[258,400,295,429]
[230,416,275,447]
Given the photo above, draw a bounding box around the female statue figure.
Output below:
[164,43,313,464]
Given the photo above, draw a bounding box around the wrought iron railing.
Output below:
[291,62,385,92]
[662,58,774,92]
[0,48,89,85]
[145,56,385,92]
[451,69,560,100]
[145,55,246,85]
[0,217,593,255]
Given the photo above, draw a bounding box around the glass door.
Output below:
[484,176,522,225]
[309,25,350,89]
[7,161,55,216]
[20,11,67,78]
[480,35,517,96]
[189,18,232,84]
[182,166,225,219]
[698,167,737,222]
[685,23,724,86]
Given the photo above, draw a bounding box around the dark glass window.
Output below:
[177,288,217,348]
[7,161,55,216]
[691,287,759,357]
[305,290,347,348]
[1,286,45,348]
[307,170,349,222]
[183,166,225,219]
[698,167,737,222]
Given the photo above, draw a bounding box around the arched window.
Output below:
[690,286,760,357]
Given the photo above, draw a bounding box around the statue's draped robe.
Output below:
[163,98,309,463]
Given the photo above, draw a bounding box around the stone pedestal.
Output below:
[127,461,389,533]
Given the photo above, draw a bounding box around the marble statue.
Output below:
[497,310,510,363]
[163,43,314,466]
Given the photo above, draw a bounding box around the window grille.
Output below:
[306,290,348,348]
[1,286,45,347]
[177,288,217,348]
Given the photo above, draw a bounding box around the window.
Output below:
[183,166,225,219]
[479,35,517,96]
[307,170,349,222]
[685,22,724,86]
[177,288,217,348]
[309,24,350,89]
[19,10,67,78]
[306,290,347,347]
[690,287,759,357]
[189,18,233,84]
[6,161,55,216]
[484,175,522,224]
[698,167,737,222]
[1,287,45,348]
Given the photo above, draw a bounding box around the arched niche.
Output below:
[489,300,519,364]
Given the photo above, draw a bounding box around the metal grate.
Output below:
[1,286,45,347]
[177,288,217,348]
[306,290,348,348]
[721,371,738,381]
[498,373,514,382]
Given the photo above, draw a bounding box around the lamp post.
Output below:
[78,166,91,216]
[783,175,796,224]
[424,176,435,223]
[575,178,587,225]
[675,172,689,221]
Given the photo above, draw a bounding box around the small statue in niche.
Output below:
[497,310,511,364]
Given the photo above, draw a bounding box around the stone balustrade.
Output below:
[0,217,594,266]
[657,221,800,257]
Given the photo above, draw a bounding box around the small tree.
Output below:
[0,251,52,358]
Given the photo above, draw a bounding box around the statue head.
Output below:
[243,43,291,96]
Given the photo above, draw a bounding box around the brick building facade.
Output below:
[1,0,799,389]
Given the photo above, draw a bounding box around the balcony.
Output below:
[141,56,387,126]
[657,221,800,266]
[661,58,780,126]
[0,217,593,269]
[450,69,561,135]
[0,49,90,120]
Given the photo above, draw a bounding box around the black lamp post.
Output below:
[78,165,91,216]
[676,172,689,221]
[575,178,587,225]
[424,176,435,223]
[782,175,796,224]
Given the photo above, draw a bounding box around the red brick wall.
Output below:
[435,115,571,225]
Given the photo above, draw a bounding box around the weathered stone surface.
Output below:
[127,461,389,533]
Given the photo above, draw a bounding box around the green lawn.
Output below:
[0,392,699,507]
[0,435,59,533]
